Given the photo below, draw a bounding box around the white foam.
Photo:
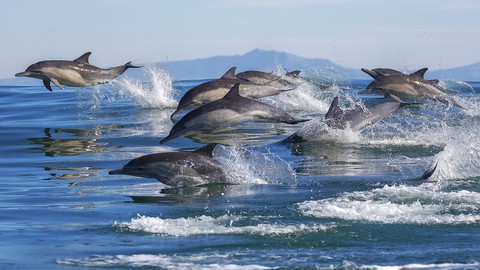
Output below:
[215,145,297,185]
[113,65,178,108]
[426,125,480,181]
[58,253,272,269]
[115,214,329,236]
[357,261,480,270]
[298,183,480,224]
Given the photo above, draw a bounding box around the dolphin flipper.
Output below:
[43,80,52,92]
[50,78,65,90]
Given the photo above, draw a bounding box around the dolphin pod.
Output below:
[161,83,309,144]
[15,52,142,91]
[358,67,464,108]
[15,53,459,184]
[170,67,299,121]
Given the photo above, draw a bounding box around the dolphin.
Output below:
[358,68,460,106]
[161,83,310,144]
[361,67,441,85]
[15,52,142,91]
[235,70,301,88]
[283,97,407,143]
[170,66,296,121]
[361,68,405,79]
[109,143,229,187]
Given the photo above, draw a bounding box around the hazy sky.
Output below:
[2,0,479,79]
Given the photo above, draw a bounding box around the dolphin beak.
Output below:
[15,71,31,77]
[358,89,371,94]
[109,169,125,175]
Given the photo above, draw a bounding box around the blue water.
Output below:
[1,67,479,269]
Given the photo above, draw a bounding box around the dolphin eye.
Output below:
[137,166,144,171]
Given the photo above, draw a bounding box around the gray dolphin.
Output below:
[15,52,142,91]
[235,70,301,88]
[161,83,309,144]
[170,67,296,121]
[358,68,460,106]
[109,143,229,187]
[361,67,441,85]
[361,68,406,79]
[283,97,407,143]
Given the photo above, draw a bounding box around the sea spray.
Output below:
[113,66,177,109]
[76,66,177,110]
[215,145,297,185]
[425,124,480,181]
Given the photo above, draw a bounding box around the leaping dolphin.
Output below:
[109,143,229,187]
[361,68,406,79]
[358,68,462,107]
[283,97,407,143]
[170,67,296,121]
[361,67,440,85]
[235,70,301,88]
[15,52,142,91]
[161,83,309,144]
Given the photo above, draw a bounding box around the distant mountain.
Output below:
[427,62,480,81]
[123,49,364,81]
[1,49,478,85]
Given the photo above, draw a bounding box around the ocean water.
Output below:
[0,66,479,269]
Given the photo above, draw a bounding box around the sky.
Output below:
[1,0,480,79]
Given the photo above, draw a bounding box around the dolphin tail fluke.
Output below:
[287,118,311,125]
[287,70,301,77]
[282,132,304,144]
[421,162,438,179]
[125,62,143,69]
[119,62,143,74]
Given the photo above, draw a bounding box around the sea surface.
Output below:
[0,66,479,269]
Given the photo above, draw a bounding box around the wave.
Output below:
[57,253,273,269]
[298,183,480,224]
[114,214,331,236]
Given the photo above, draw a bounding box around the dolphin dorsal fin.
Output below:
[325,97,343,120]
[287,70,301,77]
[74,52,92,64]
[194,143,218,157]
[223,83,242,99]
[411,68,428,78]
[221,66,237,79]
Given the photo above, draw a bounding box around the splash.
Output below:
[113,65,178,108]
[215,145,297,185]
[76,66,177,110]
[115,214,330,236]
[425,124,480,181]
[298,183,480,224]
[260,65,352,114]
